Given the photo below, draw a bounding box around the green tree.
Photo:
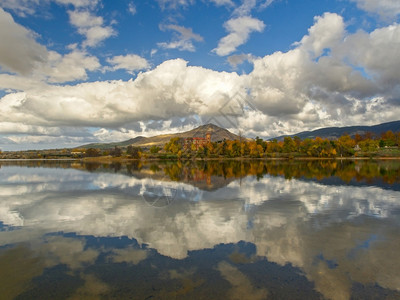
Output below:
[255,136,267,151]
[283,137,296,153]
[293,136,301,151]
[150,145,161,154]
[359,139,379,152]
[299,138,313,156]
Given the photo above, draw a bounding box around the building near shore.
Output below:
[184,131,211,150]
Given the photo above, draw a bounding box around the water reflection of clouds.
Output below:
[217,261,268,300]
[1,166,400,299]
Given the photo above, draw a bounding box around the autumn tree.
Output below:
[282,137,296,153]
[299,138,313,156]
[266,139,282,154]
[293,136,301,151]
[127,145,141,159]
[380,130,396,147]
[190,143,197,153]
[164,137,182,154]
[336,134,355,157]
[206,142,215,156]
[359,139,379,152]
[255,136,267,151]
[318,138,336,157]
[150,145,161,154]
[240,141,249,156]
[248,141,259,157]
[85,148,100,157]
[363,132,374,140]
[354,133,363,144]
[110,146,122,157]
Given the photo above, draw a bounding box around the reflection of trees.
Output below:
[0,160,74,169]
[84,163,101,172]
[265,160,400,185]
[110,162,122,173]
[2,159,400,187]
[149,164,161,173]
[146,160,400,186]
[126,161,142,174]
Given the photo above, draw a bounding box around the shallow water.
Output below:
[0,159,399,299]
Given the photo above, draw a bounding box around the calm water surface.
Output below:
[0,160,399,299]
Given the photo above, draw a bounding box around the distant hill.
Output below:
[78,124,244,149]
[273,120,400,141]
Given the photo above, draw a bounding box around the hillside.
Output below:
[273,120,400,141]
[78,124,244,149]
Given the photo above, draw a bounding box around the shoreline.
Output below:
[2,156,400,163]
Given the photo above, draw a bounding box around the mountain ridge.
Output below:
[273,120,400,141]
[77,120,400,150]
[77,123,244,149]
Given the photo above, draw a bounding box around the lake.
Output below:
[0,159,399,299]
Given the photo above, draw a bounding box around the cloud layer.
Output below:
[1,2,400,149]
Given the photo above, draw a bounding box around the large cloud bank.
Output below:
[1,10,400,148]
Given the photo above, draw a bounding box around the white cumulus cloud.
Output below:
[233,0,257,17]
[128,2,137,15]
[156,0,194,10]
[0,0,99,16]
[106,54,150,74]
[210,0,235,7]
[158,24,203,52]
[0,7,48,75]
[297,12,345,58]
[0,8,99,83]
[0,59,244,130]
[244,12,400,137]
[42,49,100,83]
[213,16,265,56]
[350,0,400,21]
[68,9,115,47]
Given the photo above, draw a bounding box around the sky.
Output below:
[0,0,399,150]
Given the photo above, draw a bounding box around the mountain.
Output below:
[78,124,244,149]
[78,136,147,150]
[273,120,400,141]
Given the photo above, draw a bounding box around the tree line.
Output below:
[163,130,400,158]
[80,130,400,159]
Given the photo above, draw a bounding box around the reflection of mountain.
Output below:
[1,164,400,299]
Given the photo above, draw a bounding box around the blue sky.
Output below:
[0,0,400,150]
